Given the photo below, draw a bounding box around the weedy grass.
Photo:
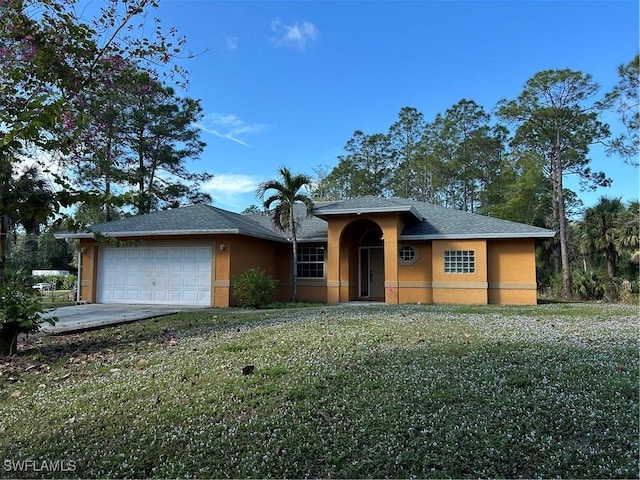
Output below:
[1,303,638,478]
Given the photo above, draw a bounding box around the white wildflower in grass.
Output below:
[0,303,637,478]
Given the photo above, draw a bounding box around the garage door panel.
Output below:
[169,262,183,273]
[167,291,183,302]
[98,245,212,306]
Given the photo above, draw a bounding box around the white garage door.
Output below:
[97,245,212,306]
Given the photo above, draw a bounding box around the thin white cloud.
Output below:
[202,173,258,195]
[197,113,265,147]
[271,19,319,50]
[201,173,261,212]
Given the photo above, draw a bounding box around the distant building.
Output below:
[32,270,71,276]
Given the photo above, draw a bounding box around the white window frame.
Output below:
[297,246,325,279]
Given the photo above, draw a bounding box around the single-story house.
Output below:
[56,196,555,306]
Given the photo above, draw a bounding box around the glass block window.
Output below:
[444,250,475,273]
[297,247,325,278]
[399,245,418,265]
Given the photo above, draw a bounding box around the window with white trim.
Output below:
[444,250,475,273]
[399,245,418,265]
[297,246,325,278]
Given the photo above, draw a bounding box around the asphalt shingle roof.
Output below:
[82,204,285,241]
[312,197,554,239]
[403,201,554,239]
[244,207,328,242]
[58,197,554,241]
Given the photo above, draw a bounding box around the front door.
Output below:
[359,247,385,299]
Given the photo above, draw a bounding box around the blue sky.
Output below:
[155,0,638,214]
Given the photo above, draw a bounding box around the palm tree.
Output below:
[615,200,639,249]
[616,200,640,264]
[578,196,625,278]
[257,167,313,302]
[0,157,57,284]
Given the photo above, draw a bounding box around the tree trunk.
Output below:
[606,248,617,278]
[554,139,572,300]
[0,223,6,286]
[0,324,20,356]
[290,213,298,302]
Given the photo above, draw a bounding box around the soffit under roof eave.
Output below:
[399,232,556,241]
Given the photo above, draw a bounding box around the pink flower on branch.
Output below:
[61,110,75,131]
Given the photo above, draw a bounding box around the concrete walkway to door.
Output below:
[40,304,205,334]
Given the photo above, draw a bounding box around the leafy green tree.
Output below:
[324,131,393,199]
[615,200,639,255]
[69,66,210,216]
[491,150,550,226]
[0,0,189,270]
[497,69,610,299]
[0,0,186,151]
[257,167,313,302]
[241,205,262,215]
[436,99,507,212]
[73,201,123,226]
[0,159,57,284]
[0,282,52,356]
[122,71,210,214]
[603,54,639,164]
[401,117,443,203]
[0,0,189,354]
[68,59,134,222]
[388,107,426,198]
[36,228,74,270]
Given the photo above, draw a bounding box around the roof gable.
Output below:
[313,197,424,221]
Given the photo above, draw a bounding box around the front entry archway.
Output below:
[340,220,385,302]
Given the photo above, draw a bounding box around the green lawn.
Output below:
[1,303,638,478]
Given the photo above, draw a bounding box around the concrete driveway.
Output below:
[40,304,204,334]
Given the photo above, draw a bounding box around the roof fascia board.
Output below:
[315,206,423,220]
[55,229,287,242]
[400,232,556,240]
[298,237,329,243]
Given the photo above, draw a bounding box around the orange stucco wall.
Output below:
[326,216,351,304]
[225,235,281,307]
[398,242,433,304]
[266,242,328,303]
[432,239,489,305]
[79,226,541,308]
[487,239,538,305]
